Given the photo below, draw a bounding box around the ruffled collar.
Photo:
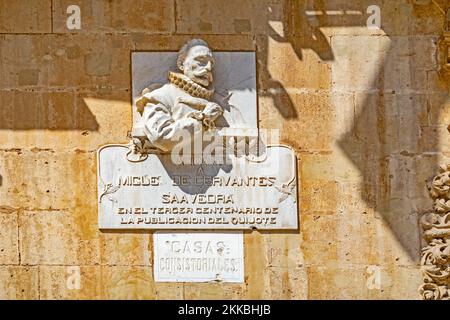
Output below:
[168,71,214,100]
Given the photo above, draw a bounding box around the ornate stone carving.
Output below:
[274,179,296,204]
[130,39,231,157]
[420,164,450,300]
[125,137,158,162]
[99,182,120,204]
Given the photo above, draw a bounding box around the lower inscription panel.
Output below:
[154,231,244,283]
[97,144,298,230]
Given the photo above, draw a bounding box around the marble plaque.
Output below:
[97,144,298,230]
[153,231,244,282]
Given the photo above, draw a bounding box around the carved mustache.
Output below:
[193,69,211,77]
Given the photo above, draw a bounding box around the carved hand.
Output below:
[202,102,223,122]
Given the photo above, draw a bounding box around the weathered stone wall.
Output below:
[0,0,448,299]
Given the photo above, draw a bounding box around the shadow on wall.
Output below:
[334,2,447,262]
[258,0,336,119]
[266,0,447,261]
[0,91,99,130]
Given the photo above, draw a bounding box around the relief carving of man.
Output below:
[135,39,236,153]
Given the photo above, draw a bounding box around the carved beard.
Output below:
[168,71,214,100]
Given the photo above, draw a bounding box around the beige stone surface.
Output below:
[381,0,445,36]
[301,213,382,266]
[306,264,421,299]
[242,231,270,299]
[266,267,308,299]
[0,213,19,264]
[428,93,450,125]
[259,92,334,152]
[0,35,132,90]
[0,0,446,300]
[52,0,174,34]
[0,150,97,210]
[101,266,156,299]
[258,36,331,91]
[99,232,151,266]
[0,266,39,299]
[155,283,184,300]
[39,266,102,299]
[184,283,245,299]
[17,212,150,268]
[308,0,444,37]
[0,90,131,151]
[131,34,255,51]
[301,180,338,214]
[331,35,391,91]
[0,1,51,33]
[39,266,158,299]
[297,0,384,37]
[19,210,100,265]
[175,0,283,35]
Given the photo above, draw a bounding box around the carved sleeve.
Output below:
[142,102,202,153]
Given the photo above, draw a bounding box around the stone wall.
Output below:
[0,0,448,299]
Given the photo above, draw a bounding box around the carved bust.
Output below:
[135,39,237,153]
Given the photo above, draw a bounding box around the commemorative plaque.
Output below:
[97,39,299,282]
[153,231,244,282]
[97,39,299,231]
[98,144,297,229]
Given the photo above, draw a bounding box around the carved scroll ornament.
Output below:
[419,164,450,300]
